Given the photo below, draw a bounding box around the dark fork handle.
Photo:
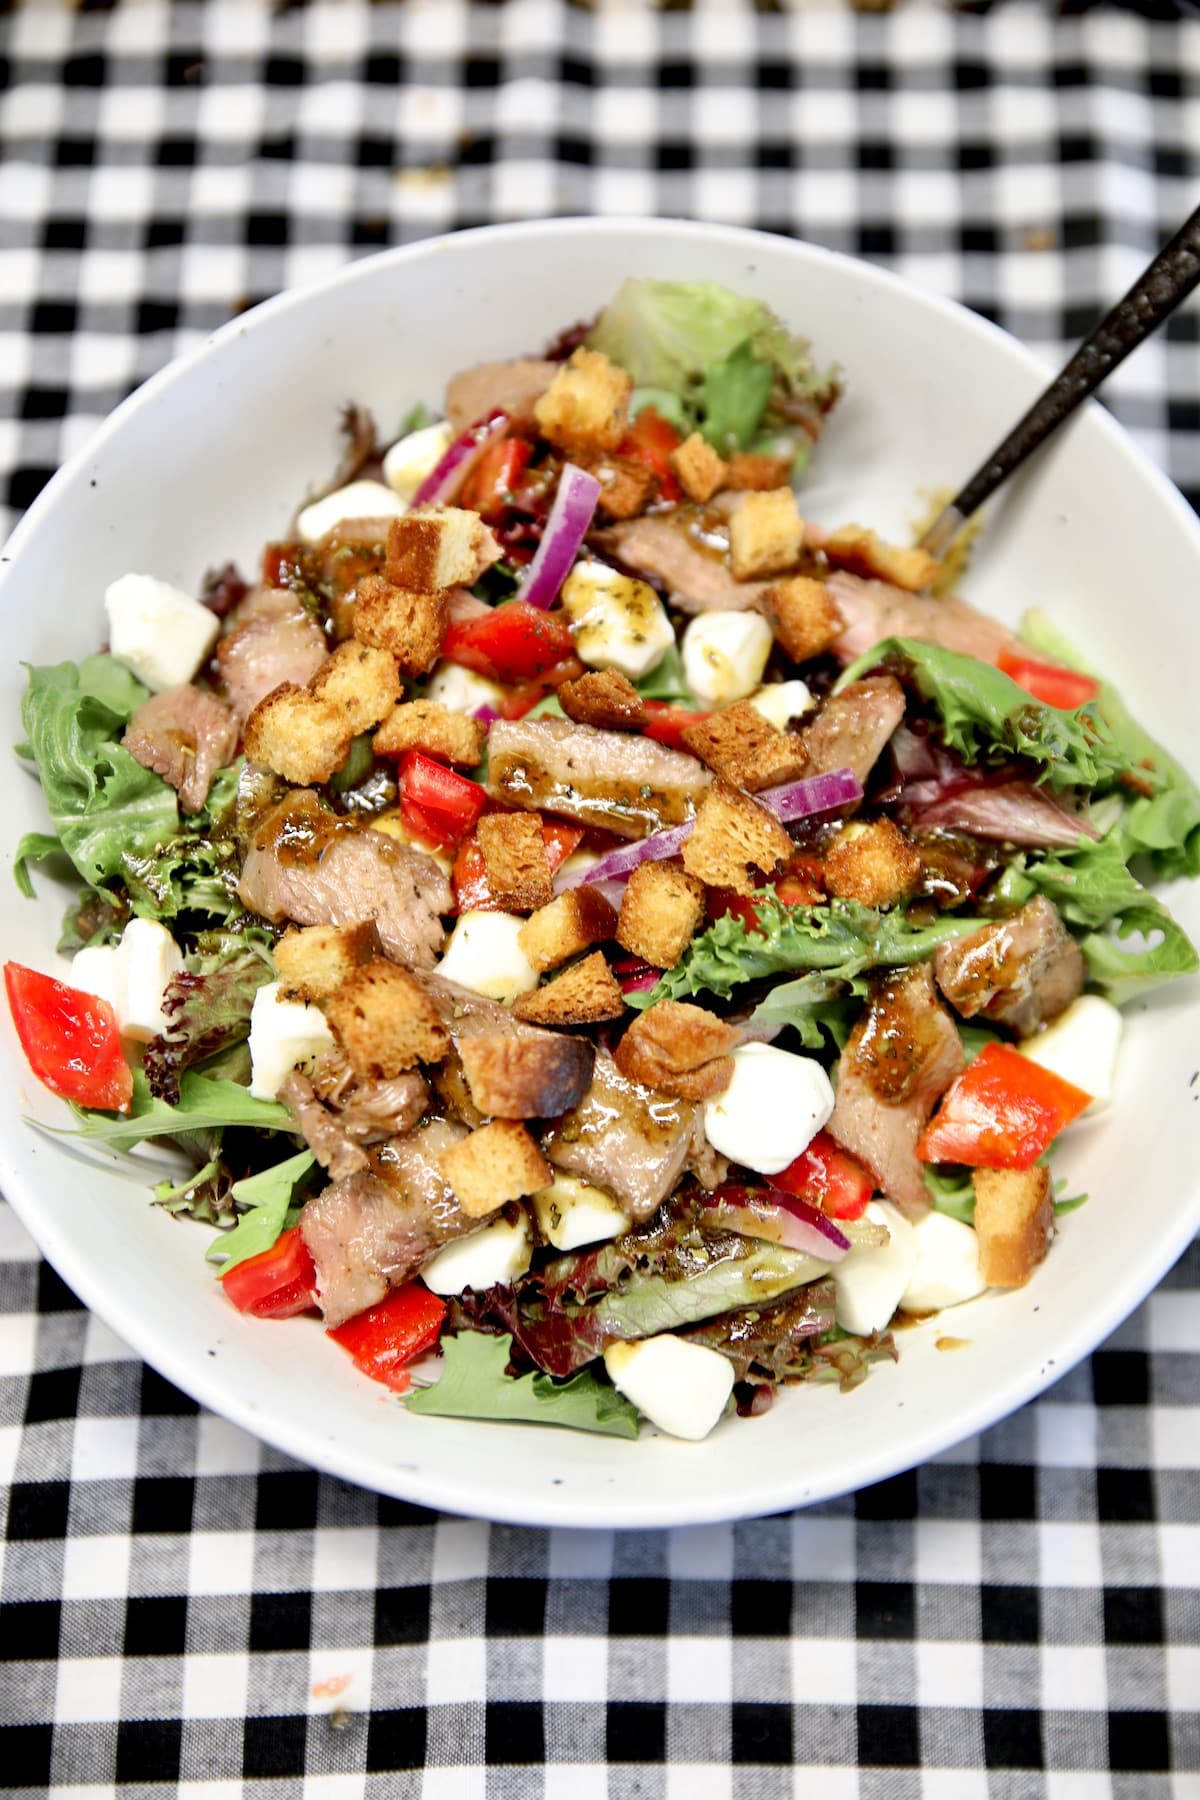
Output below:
[922,203,1200,557]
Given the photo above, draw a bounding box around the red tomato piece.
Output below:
[917,1041,1091,1170]
[774,1130,875,1221]
[459,438,534,521]
[997,651,1100,711]
[398,751,486,851]
[643,701,710,752]
[221,1227,318,1319]
[5,962,133,1113]
[328,1282,447,1392]
[441,602,580,685]
[619,407,684,502]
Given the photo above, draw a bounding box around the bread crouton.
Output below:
[458,1031,594,1120]
[533,347,632,452]
[724,451,794,492]
[517,887,619,975]
[615,1000,740,1101]
[274,922,382,1003]
[373,698,486,767]
[670,433,727,504]
[242,684,352,785]
[439,1120,552,1217]
[824,523,939,594]
[682,701,778,780]
[512,951,626,1026]
[558,668,646,732]
[824,820,922,908]
[353,575,448,676]
[972,1164,1054,1287]
[477,812,554,912]
[760,574,842,664]
[728,488,804,580]
[680,781,794,896]
[616,862,705,968]
[324,959,449,1080]
[384,507,502,594]
[578,451,657,521]
[309,640,400,733]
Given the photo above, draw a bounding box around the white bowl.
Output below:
[2,218,1197,1529]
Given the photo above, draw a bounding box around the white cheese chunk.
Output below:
[424,661,508,718]
[703,1042,834,1175]
[560,558,676,681]
[70,945,124,1017]
[900,1211,987,1314]
[1019,994,1122,1116]
[833,1200,919,1336]
[295,480,406,546]
[248,980,335,1101]
[436,911,539,1005]
[748,679,815,731]
[533,1174,631,1252]
[104,573,220,694]
[70,920,183,1042]
[383,420,454,501]
[682,610,773,706]
[422,1210,532,1297]
[604,1335,734,1441]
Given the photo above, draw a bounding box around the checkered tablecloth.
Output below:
[2,2,1199,1792]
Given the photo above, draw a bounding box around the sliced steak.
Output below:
[798,675,906,784]
[599,504,772,616]
[486,716,710,839]
[236,789,451,968]
[282,1052,431,1180]
[827,571,1024,666]
[280,1071,370,1180]
[445,358,559,434]
[123,684,238,813]
[541,1050,700,1222]
[828,964,964,1217]
[903,779,1094,850]
[932,896,1084,1036]
[217,586,329,723]
[419,973,593,1121]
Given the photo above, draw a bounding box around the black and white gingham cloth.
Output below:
[2,3,1199,1791]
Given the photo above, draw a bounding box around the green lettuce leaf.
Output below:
[744,970,864,1050]
[76,653,150,718]
[701,339,776,454]
[206,1149,316,1271]
[60,1069,293,1149]
[404,1331,640,1438]
[632,641,703,706]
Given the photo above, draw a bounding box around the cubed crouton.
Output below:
[512,951,626,1026]
[558,668,646,732]
[680,781,794,896]
[457,1031,594,1120]
[274,922,383,1003]
[670,433,727,504]
[439,1120,552,1218]
[384,507,502,594]
[533,347,632,452]
[728,488,804,580]
[353,575,448,676]
[972,1165,1054,1287]
[616,862,705,968]
[724,452,795,492]
[373,698,486,767]
[477,813,554,913]
[727,732,811,793]
[324,959,449,1080]
[760,574,842,664]
[615,1000,740,1101]
[517,886,619,975]
[824,523,939,594]
[242,684,352,785]
[824,820,922,909]
[578,450,657,521]
[309,640,400,733]
[682,701,777,779]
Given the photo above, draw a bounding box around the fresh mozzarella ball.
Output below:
[899,1211,987,1314]
[425,661,507,718]
[533,1174,631,1252]
[383,420,454,501]
[1019,995,1122,1115]
[248,981,335,1101]
[105,574,221,694]
[295,480,406,545]
[604,1335,734,1441]
[682,610,773,706]
[70,945,123,1017]
[119,918,185,1042]
[703,1042,834,1175]
[748,679,815,731]
[560,559,676,681]
[437,911,539,1004]
[833,1200,919,1336]
[422,1209,532,1297]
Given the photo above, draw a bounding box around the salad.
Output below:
[8,276,1200,1444]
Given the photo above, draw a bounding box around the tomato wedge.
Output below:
[398,750,486,852]
[5,962,133,1113]
[221,1227,318,1319]
[774,1130,875,1222]
[917,1041,1091,1170]
[644,701,710,752]
[453,818,583,912]
[459,438,533,522]
[441,601,580,685]
[327,1282,447,1392]
[619,407,684,502]
[997,651,1100,711]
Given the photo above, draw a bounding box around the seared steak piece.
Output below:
[828,964,964,1217]
[932,896,1084,1036]
[123,684,238,813]
[445,358,559,434]
[827,571,1024,666]
[217,587,328,723]
[541,1051,701,1222]
[282,1055,430,1179]
[486,716,710,839]
[798,676,906,784]
[599,504,773,615]
[419,974,594,1122]
[281,1071,370,1180]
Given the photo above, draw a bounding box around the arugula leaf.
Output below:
[924,1164,976,1224]
[61,1070,293,1148]
[701,340,775,454]
[206,1150,316,1271]
[404,1331,640,1438]
[154,1156,233,1223]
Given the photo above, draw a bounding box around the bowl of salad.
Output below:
[2,218,1197,1528]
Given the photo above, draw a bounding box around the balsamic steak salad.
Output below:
[9,278,1200,1442]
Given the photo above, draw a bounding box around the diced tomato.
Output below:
[459,438,534,522]
[644,701,710,752]
[997,651,1100,711]
[398,751,486,851]
[453,817,584,912]
[775,1130,875,1222]
[707,869,821,934]
[221,1227,318,1319]
[328,1281,447,1392]
[5,962,133,1113]
[619,407,684,502]
[776,864,825,908]
[498,680,549,721]
[441,601,581,685]
[917,1041,1091,1170]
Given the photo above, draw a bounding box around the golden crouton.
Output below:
[824,523,939,594]
[372,699,486,767]
[670,433,727,504]
[824,820,922,909]
[274,922,382,1003]
[558,668,646,732]
[439,1121,552,1218]
[517,887,619,975]
[477,813,554,913]
[681,701,806,791]
[324,959,449,1080]
[353,575,448,676]
[309,640,400,733]
[760,574,842,664]
[242,684,352,785]
[728,488,805,581]
[616,862,706,969]
[972,1165,1054,1287]
[680,782,794,896]
[615,1000,740,1102]
[533,347,632,452]
[384,507,502,594]
[578,451,657,521]
[724,451,793,492]
[512,951,626,1026]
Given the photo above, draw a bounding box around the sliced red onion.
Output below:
[471,703,501,725]
[514,462,602,611]
[412,410,509,507]
[556,820,692,891]
[615,962,661,996]
[701,1185,851,1263]
[759,767,862,822]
